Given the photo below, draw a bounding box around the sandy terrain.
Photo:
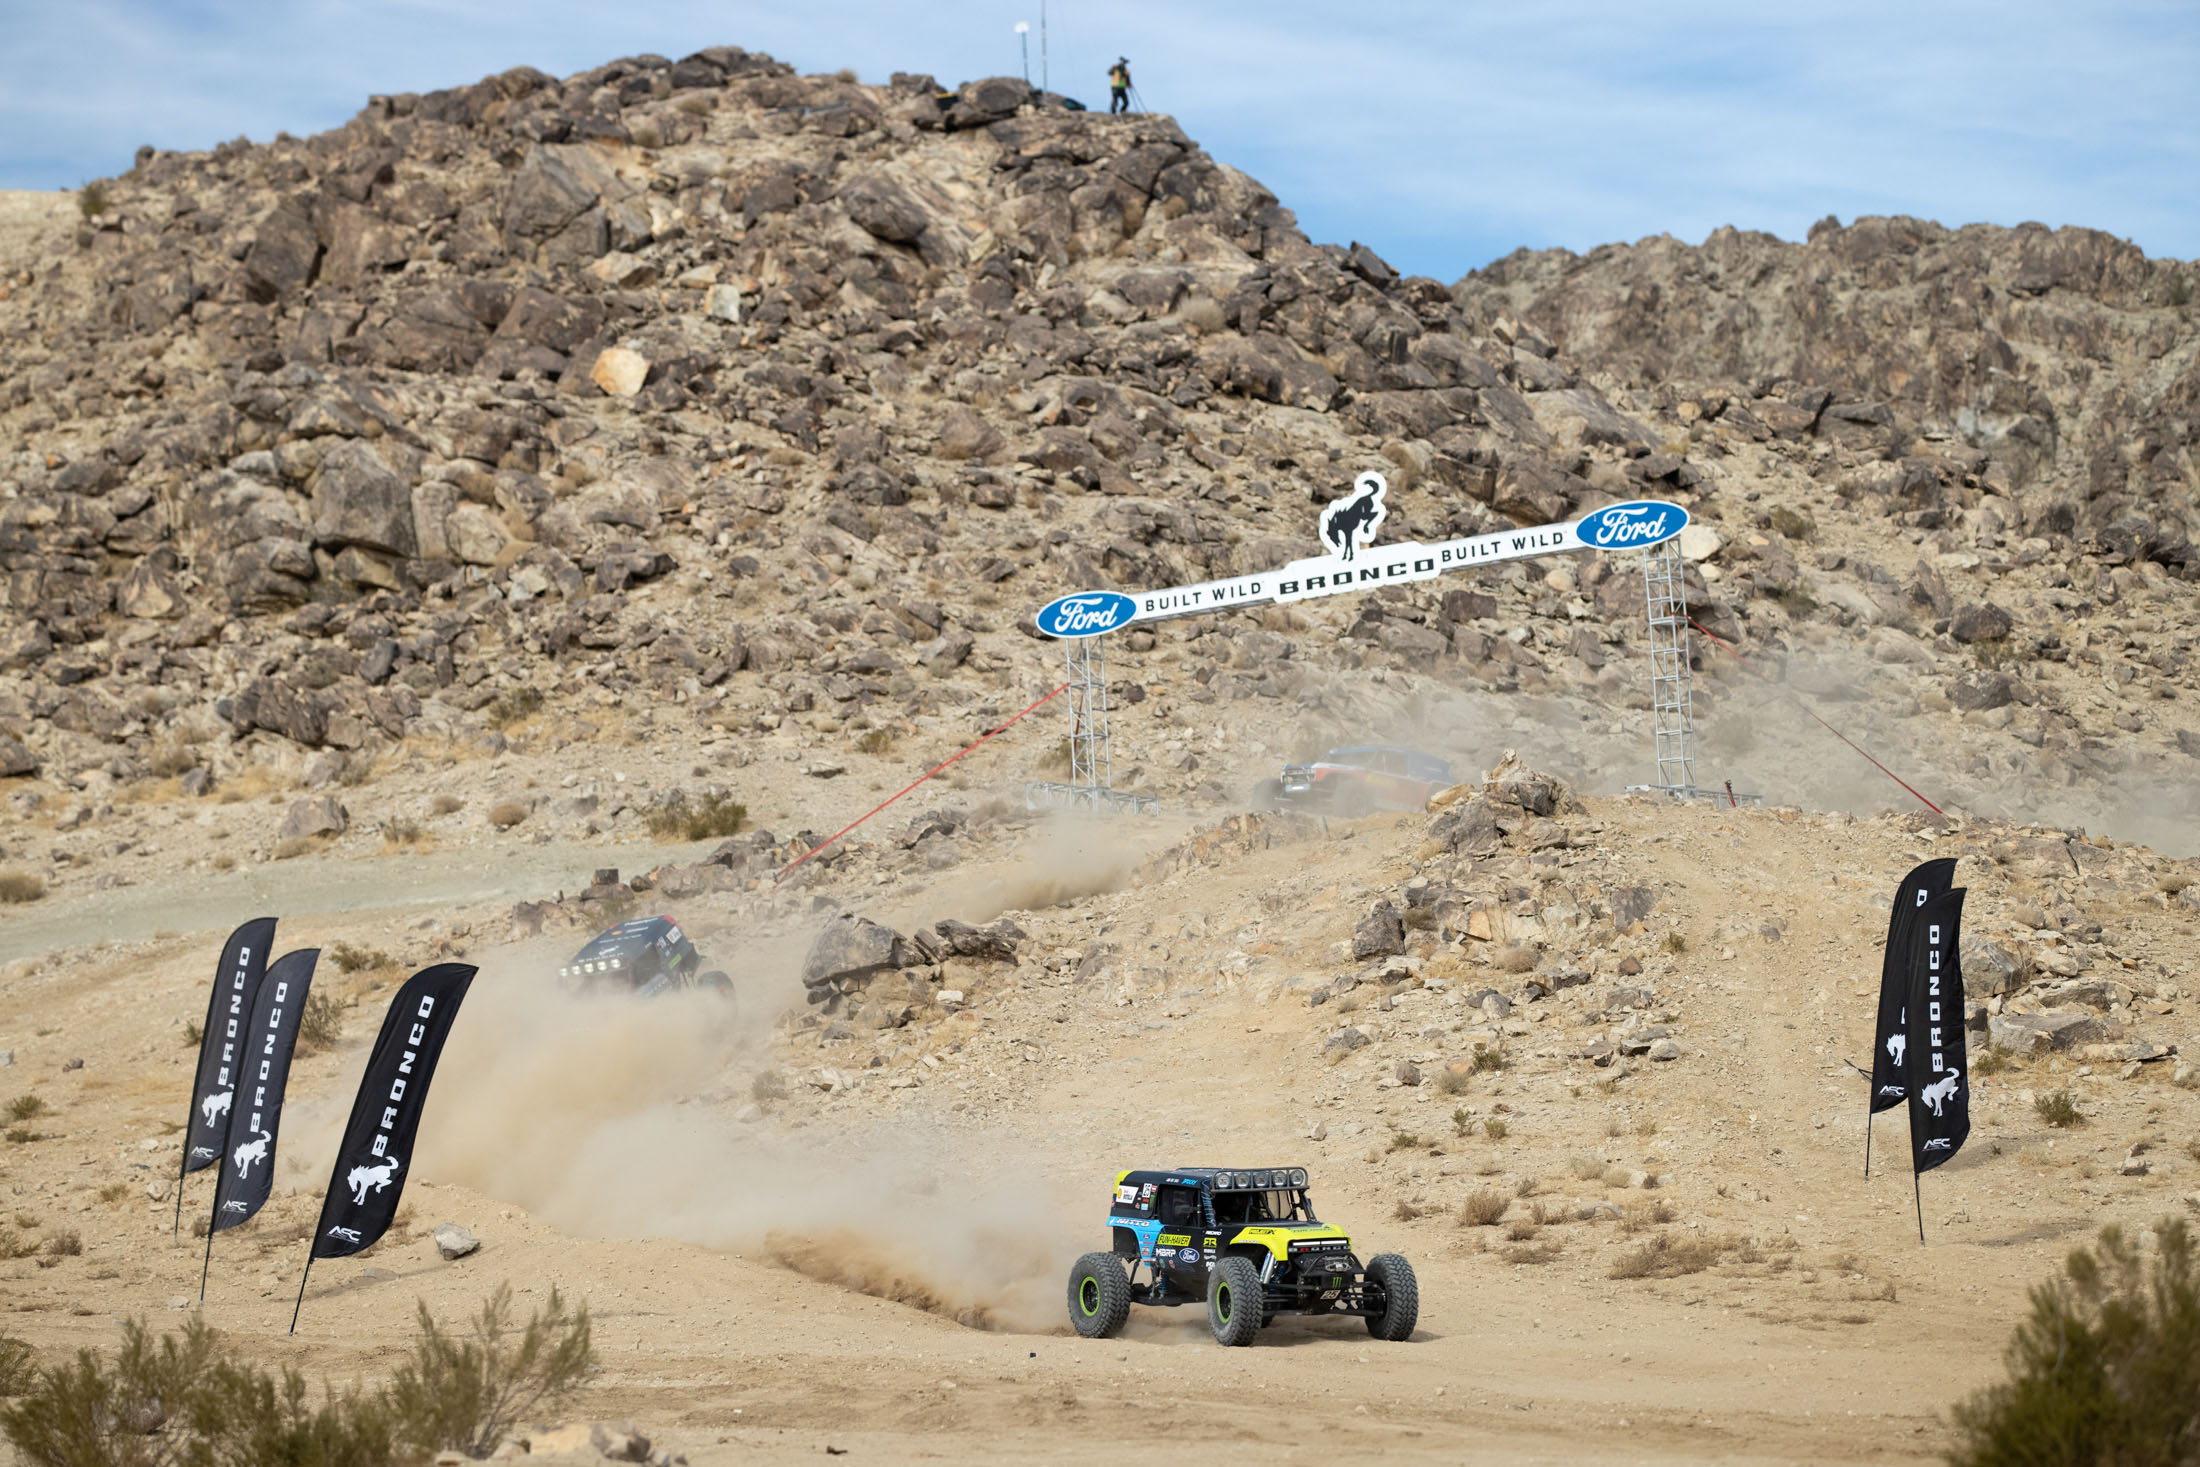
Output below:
[2,760,2194,1465]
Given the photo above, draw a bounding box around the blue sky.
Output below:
[4,1,2195,280]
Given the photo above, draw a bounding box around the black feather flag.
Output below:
[1905,887,1971,1182]
[200,949,318,1298]
[177,917,276,1235]
[292,963,475,1328]
[1869,860,1956,1119]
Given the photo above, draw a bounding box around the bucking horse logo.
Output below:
[200,1090,232,1128]
[1920,1069,1963,1117]
[346,1155,402,1205]
[232,1132,270,1178]
[1883,1032,1905,1067]
[1319,471,1388,563]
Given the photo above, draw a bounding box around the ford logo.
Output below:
[1035,590,1137,638]
[1580,499,1689,549]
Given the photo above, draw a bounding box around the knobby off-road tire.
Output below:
[697,971,733,996]
[1207,1256,1264,1347]
[1067,1252,1131,1338]
[1364,1253,1419,1341]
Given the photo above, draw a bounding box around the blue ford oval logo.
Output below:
[1580,499,1689,550]
[1035,590,1137,638]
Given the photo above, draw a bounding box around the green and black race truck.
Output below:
[1066,1166,1418,1346]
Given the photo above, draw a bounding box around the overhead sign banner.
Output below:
[1033,476,1689,635]
[181,918,277,1184]
[1904,888,1971,1175]
[308,963,475,1260]
[210,949,319,1234]
[1869,859,1956,1116]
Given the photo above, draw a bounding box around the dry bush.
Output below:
[40,1232,78,1259]
[643,791,746,842]
[297,990,344,1055]
[1972,1045,2013,1077]
[1568,1153,1606,1181]
[1385,1128,1425,1152]
[2035,1090,2085,1128]
[384,1285,594,1458]
[76,182,109,218]
[1529,1199,1560,1227]
[484,687,544,729]
[1494,945,1537,974]
[2157,871,2193,895]
[1470,1044,1506,1074]
[96,1183,128,1205]
[0,1232,36,1260]
[1482,1118,1509,1141]
[271,837,316,861]
[486,800,530,830]
[4,1098,46,1124]
[1450,1106,1474,1136]
[852,728,894,754]
[381,819,427,848]
[1436,1066,1473,1096]
[1611,1231,1724,1280]
[1663,932,1687,954]
[0,873,45,905]
[1459,1190,1509,1227]
[1620,1200,1675,1233]
[1175,296,1227,335]
[147,737,199,778]
[1513,1175,1539,1198]
[430,794,464,816]
[0,1335,29,1397]
[1502,1240,1563,1265]
[1503,1219,1539,1242]
[326,942,392,975]
[1948,1219,2198,1467]
[1391,1198,1431,1222]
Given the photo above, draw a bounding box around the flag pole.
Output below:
[172,1164,186,1237]
[1864,1114,1872,1179]
[1913,1173,1925,1246]
[198,1214,217,1302]
[289,1256,314,1335]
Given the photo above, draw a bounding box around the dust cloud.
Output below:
[280,941,1079,1332]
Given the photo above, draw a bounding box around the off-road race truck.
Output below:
[558,916,733,999]
[1254,745,1455,817]
[1065,1167,1418,1346]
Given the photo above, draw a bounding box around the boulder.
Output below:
[277,795,349,842]
[1961,936,2028,996]
[310,441,417,557]
[932,917,1023,962]
[116,552,186,619]
[590,347,649,397]
[230,677,331,747]
[934,406,1005,462]
[801,913,908,994]
[432,1223,480,1260]
[837,173,931,243]
[445,503,516,566]
[1428,796,1501,855]
[0,736,39,777]
[1352,900,1406,960]
[1987,1009,2101,1055]
[1392,1058,1422,1086]
[1950,602,2013,643]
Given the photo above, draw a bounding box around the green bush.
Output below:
[0,1287,593,1467]
[643,791,746,843]
[0,1336,30,1397]
[297,991,344,1055]
[2035,1090,2085,1129]
[1947,1219,2198,1467]
[76,183,109,220]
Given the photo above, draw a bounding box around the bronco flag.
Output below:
[177,917,276,1234]
[1904,888,1970,1178]
[307,963,475,1261]
[1869,859,1956,1117]
[209,949,318,1235]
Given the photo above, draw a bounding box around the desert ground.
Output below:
[3,742,2195,1465]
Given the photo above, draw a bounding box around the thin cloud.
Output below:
[1,0,2193,279]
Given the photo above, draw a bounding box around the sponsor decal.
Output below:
[1158,1233,1190,1247]
[1114,1185,1140,1206]
[1034,591,1137,639]
[1922,1137,1953,1152]
[1178,1249,1200,1266]
[1578,500,1689,550]
[325,1225,362,1244]
[1317,472,1389,563]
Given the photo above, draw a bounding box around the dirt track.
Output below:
[3,776,2194,1465]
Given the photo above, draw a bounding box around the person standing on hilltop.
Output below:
[1109,57,1132,114]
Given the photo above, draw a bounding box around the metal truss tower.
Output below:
[1026,634,1156,814]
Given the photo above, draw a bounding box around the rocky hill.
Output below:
[1,44,2198,910]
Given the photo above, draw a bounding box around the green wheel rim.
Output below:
[1078,1277,1099,1316]
[1216,1284,1232,1321]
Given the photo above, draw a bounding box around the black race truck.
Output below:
[1066,1167,1418,1345]
[558,916,732,999]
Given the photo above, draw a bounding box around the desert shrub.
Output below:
[1569,1153,1607,1181]
[383,1285,593,1459]
[325,943,391,975]
[1611,1231,1724,1279]
[751,1070,788,1104]
[1662,932,1687,954]
[147,738,199,779]
[852,728,894,755]
[97,1183,129,1205]
[484,687,543,729]
[1768,505,1816,541]
[642,791,746,843]
[1481,1118,1508,1141]
[0,1288,592,1467]
[41,1232,79,1259]
[76,182,109,219]
[297,991,344,1055]
[1973,1045,2012,1077]
[1493,945,1537,974]
[1459,1190,1508,1227]
[1502,1240,1563,1265]
[1391,1199,1430,1222]
[0,872,45,905]
[1971,637,2020,670]
[1436,1066,1474,1096]
[1620,1200,1676,1233]
[2035,1090,2085,1128]
[182,1019,202,1048]
[1503,1219,1539,1242]
[0,1231,36,1260]
[5,1097,47,1123]
[1470,1044,1506,1074]
[1450,1107,1473,1136]
[380,819,426,848]
[1176,296,1228,335]
[0,1336,29,1397]
[1385,1129,1424,1152]
[1513,1175,1540,1198]
[485,800,529,830]
[1948,1219,2199,1467]
[430,795,464,816]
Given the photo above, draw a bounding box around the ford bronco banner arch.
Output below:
[1032,479,1688,633]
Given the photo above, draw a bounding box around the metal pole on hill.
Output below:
[1016,22,1030,85]
[1041,0,1049,94]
